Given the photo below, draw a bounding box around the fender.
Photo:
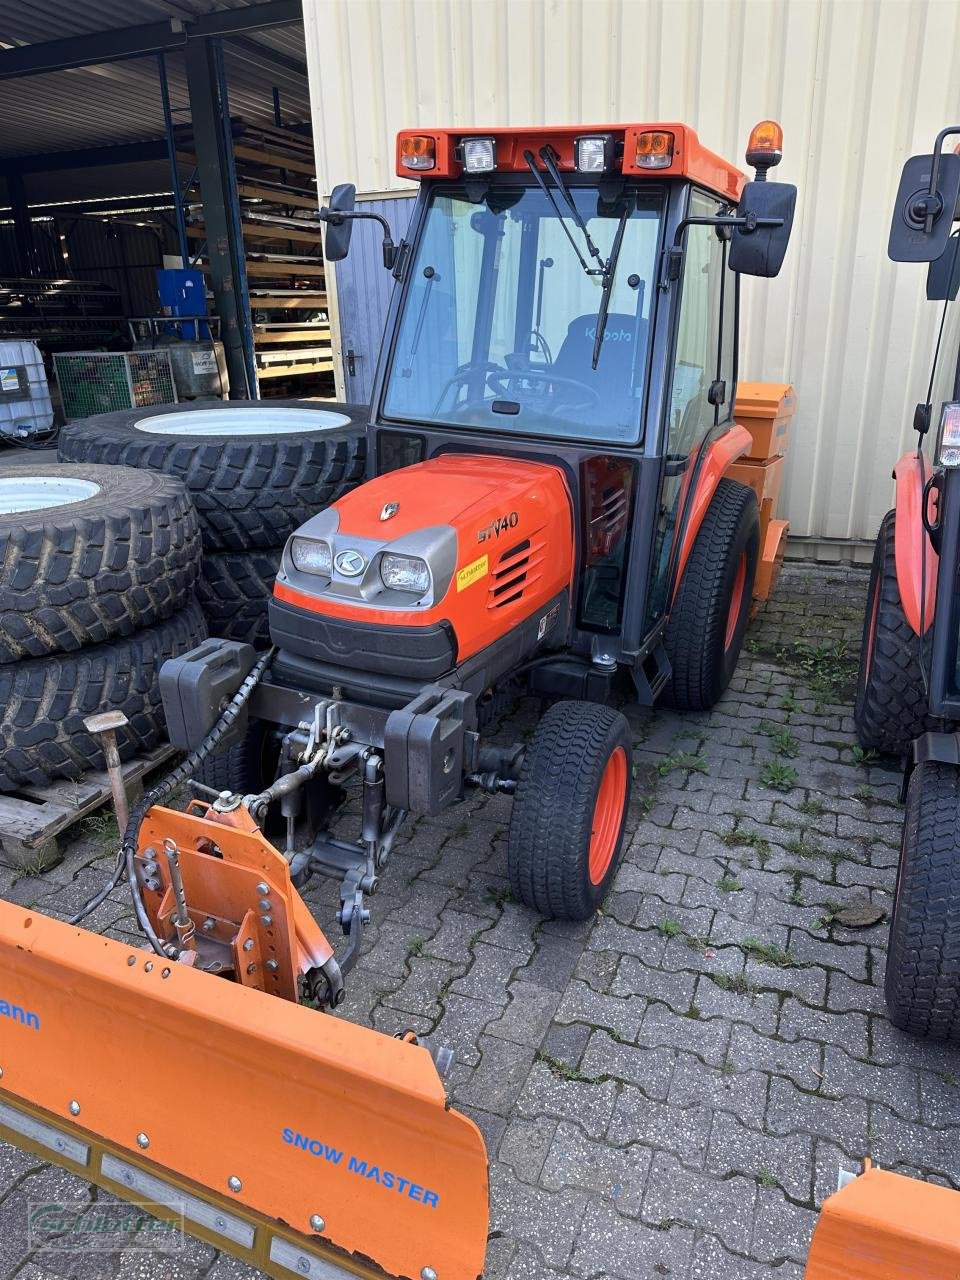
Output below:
[669,424,753,605]
[893,452,938,636]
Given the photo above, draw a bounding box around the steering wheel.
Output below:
[487,365,601,414]
[434,362,506,414]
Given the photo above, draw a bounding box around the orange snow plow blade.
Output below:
[0,899,488,1280]
[805,1162,960,1278]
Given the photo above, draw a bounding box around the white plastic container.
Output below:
[0,340,55,441]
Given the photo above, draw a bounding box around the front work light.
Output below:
[635,130,674,170]
[462,137,496,174]
[746,120,783,178]
[939,402,960,467]
[575,134,614,172]
[400,135,436,171]
[291,537,333,576]
[380,553,431,594]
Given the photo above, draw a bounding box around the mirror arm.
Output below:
[665,213,785,281]
[316,206,397,269]
[920,126,960,233]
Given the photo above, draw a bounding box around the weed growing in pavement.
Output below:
[760,761,799,791]
[780,638,857,707]
[720,1053,736,1077]
[712,972,754,995]
[409,938,425,957]
[684,932,712,954]
[657,917,682,938]
[851,745,878,767]
[722,827,772,865]
[684,1002,702,1019]
[798,797,825,818]
[757,1168,777,1189]
[534,1050,590,1083]
[487,885,513,908]
[657,751,708,777]
[780,691,799,713]
[770,729,800,758]
[742,938,794,967]
[717,873,743,893]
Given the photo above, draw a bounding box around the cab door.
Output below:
[647,189,738,623]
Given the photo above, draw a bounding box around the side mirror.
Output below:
[729,181,797,277]
[888,152,960,262]
[927,234,960,301]
[321,183,357,262]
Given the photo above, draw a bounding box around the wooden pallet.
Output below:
[0,744,177,873]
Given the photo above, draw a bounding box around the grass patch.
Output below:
[717,873,743,893]
[760,761,799,791]
[712,972,754,995]
[742,938,794,967]
[534,1050,590,1083]
[721,827,771,866]
[798,797,824,818]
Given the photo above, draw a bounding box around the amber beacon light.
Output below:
[745,120,783,179]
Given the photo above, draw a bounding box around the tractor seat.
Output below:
[551,311,647,432]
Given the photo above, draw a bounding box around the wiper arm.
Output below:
[522,149,595,278]
[538,145,606,273]
[592,206,630,369]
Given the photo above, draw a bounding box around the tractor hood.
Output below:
[271,453,575,669]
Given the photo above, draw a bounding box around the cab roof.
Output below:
[395,124,745,202]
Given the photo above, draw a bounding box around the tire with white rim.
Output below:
[0,463,201,663]
[58,399,368,551]
[0,599,208,790]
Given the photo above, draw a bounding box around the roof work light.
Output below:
[745,120,783,179]
[575,134,615,172]
[400,135,436,171]
[635,130,674,170]
[939,403,960,467]
[461,137,497,173]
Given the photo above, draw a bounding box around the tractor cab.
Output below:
[309,122,796,691]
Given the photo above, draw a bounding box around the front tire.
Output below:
[507,701,632,920]
[885,761,960,1043]
[663,478,760,711]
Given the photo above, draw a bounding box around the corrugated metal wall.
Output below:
[304,0,960,542]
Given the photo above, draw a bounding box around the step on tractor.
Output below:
[0,121,802,1279]
[855,125,960,1045]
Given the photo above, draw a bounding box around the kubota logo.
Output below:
[477,511,519,543]
[334,549,366,577]
[0,997,39,1030]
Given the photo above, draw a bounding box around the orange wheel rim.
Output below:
[724,552,748,653]
[588,746,628,885]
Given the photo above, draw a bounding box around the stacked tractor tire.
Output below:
[0,400,366,794]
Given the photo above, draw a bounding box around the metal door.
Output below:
[334,195,415,405]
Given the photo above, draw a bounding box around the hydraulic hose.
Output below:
[69,649,275,946]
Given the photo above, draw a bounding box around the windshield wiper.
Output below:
[592,205,630,369]
[522,149,597,278]
[538,145,606,274]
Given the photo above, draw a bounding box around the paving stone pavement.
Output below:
[4,562,960,1280]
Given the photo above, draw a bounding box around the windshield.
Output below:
[383,184,663,444]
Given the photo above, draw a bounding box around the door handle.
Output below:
[346,349,360,377]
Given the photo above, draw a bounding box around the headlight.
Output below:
[291,537,333,575]
[939,402,960,467]
[462,137,496,174]
[380,553,430,594]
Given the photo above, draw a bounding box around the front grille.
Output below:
[488,537,546,609]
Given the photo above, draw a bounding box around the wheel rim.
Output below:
[724,551,748,653]
[133,407,352,436]
[0,475,99,514]
[588,746,628,885]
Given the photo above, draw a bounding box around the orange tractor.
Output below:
[5,118,954,1279]
[854,125,960,1043]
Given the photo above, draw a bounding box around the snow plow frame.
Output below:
[0,898,488,1280]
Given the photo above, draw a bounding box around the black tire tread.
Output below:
[0,599,207,790]
[664,478,760,711]
[854,509,944,755]
[508,700,631,920]
[197,547,280,648]
[58,399,367,552]
[885,761,960,1043]
[0,464,201,663]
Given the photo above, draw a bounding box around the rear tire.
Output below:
[885,761,960,1043]
[855,510,941,755]
[508,701,632,920]
[663,478,760,711]
[58,399,368,551]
